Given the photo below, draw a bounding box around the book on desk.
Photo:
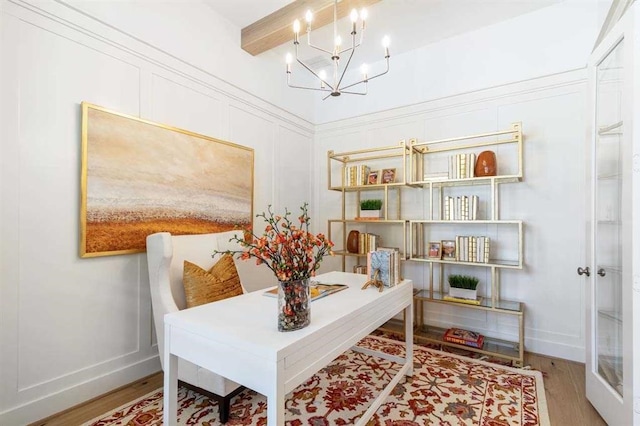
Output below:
[263,283,348,301]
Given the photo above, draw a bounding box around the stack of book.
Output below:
[455,235,490,263]
[443,327,485,349]
[366,247,401,288]
[358,233,381,254]
[443,294,482,305]
[343,164,370,186]
[443,195,479,220]
[448,153,476,179]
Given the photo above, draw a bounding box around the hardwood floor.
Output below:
[29,373,163,426]
[32,353,606,426]
[525,352,607,425]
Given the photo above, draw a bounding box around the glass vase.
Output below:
[277,278,311,331]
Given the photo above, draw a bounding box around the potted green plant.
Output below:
[448,274,480,300]
[359,199,383,219]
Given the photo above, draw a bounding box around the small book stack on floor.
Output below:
[443,327,485,349]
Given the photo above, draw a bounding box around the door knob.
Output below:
[577,266,591,277]
[598,268,606,277]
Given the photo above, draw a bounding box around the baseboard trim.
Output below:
[1,356,161,426]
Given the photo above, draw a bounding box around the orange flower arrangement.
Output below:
[222,203,334,282]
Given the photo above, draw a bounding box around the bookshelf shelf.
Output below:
[414,325,522,364]
[413,175,521,187]
[329,182,420,192]
[409,255,522,269]
[329,219,407,224]
[414,290,522,313]
[331,249,408,259]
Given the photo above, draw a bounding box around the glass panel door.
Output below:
[594,39,624,396]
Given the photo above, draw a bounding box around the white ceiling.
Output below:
[204,0,564,61]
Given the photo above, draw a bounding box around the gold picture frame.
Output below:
[441,240,456,260]
[367,170,380,185]
[428,241,442,259]
[80,102,254,257]
[381,168,396,184]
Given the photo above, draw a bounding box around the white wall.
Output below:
[0,1,314,424]
[315,69,588,362]
[314,0,609,124]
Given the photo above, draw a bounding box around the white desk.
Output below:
[163,271,413,425]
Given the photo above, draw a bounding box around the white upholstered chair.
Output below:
[145,230,276,423]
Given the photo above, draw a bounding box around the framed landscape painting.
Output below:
[80,102,254,257]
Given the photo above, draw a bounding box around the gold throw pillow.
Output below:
[183,254,243,308]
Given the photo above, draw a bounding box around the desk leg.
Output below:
[163,327,178,426]
[267,360,285,425]
[404,302,413,376]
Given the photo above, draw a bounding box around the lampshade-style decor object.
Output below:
[475,150,497,177]
[286,0,390,99]
[347,230,360,253]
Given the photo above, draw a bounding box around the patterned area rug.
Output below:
[85,335,549,425]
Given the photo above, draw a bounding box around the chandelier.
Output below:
[285,0,390,99]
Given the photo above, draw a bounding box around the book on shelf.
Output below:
[367,249,396,287]
[443,295,483,305]
[342,164,370,187]
[443,327,485,348]
[377,247,401,286]
[357,233,381,254]
[448,153,476,179]
[263,283,348,301]
[454,235,490,263]
[443,195,478,220]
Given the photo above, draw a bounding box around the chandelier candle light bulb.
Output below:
[285,0,390,99]
[350,9,358,33]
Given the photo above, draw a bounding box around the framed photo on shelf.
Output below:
[367,170,379,185]
[441,240,456,260]
[381,168,396,184]
[427,241,441,258]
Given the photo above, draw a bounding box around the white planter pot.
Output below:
[359,209,381,219]
[449,287,477,300]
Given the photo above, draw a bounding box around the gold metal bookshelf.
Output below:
[327,123,526,366]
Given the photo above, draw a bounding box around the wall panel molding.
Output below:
[5,0,313,131]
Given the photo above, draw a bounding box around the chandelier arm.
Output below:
[339,58,389,91]
[295,58,335,91]
[295,42,333,90]
[338,32,361,55]
[306,43,335,56]
[287,80,333,92]
[339,90,367,95]
[338,81,364,91]
[364,59,390,82]
[338,43,361,55]
[336,47,357,90]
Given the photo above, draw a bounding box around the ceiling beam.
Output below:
[241,0,381,56]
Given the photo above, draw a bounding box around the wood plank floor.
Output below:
[32,352,606,426]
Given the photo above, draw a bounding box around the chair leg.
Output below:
[179,381,246,424]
